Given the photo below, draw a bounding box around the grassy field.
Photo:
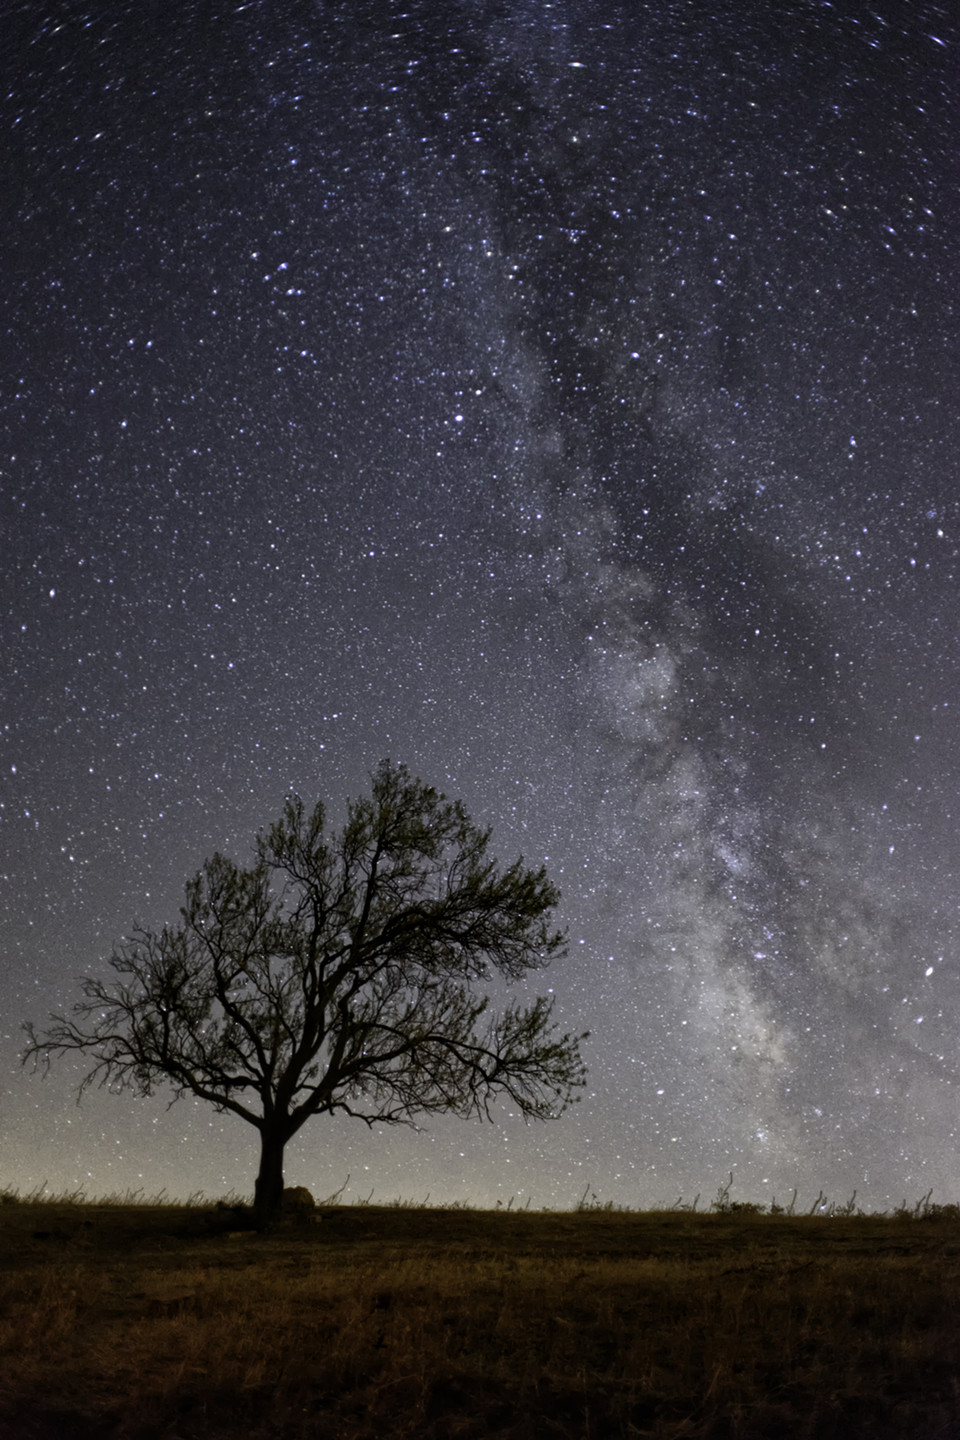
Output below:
[1,1192,959,1439]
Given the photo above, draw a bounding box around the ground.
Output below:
[1,1197,958,1438]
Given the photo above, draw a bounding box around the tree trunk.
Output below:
[253,1125,286,1226]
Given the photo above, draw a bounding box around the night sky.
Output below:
[3,0,959,1210]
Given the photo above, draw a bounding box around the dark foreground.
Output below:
[1,1197,959,1439]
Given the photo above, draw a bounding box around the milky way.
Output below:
[3,0,959,1208]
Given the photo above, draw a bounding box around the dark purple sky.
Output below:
[3,0,959,1209]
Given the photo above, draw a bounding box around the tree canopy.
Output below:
[24,762,587,1219]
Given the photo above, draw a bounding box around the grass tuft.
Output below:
[1,1186,959,1437]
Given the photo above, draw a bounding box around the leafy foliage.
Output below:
[24,762,587,1214]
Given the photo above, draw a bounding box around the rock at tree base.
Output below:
[281,1186,315,1213]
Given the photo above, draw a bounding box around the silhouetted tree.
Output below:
[24,762,587,1222]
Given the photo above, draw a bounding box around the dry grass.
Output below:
[0,1197,959,1438]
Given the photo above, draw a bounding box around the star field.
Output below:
[2,0,959,1209]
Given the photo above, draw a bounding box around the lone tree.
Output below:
[24,762,587,1221]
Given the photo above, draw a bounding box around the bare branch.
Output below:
[22,760,586,1218]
